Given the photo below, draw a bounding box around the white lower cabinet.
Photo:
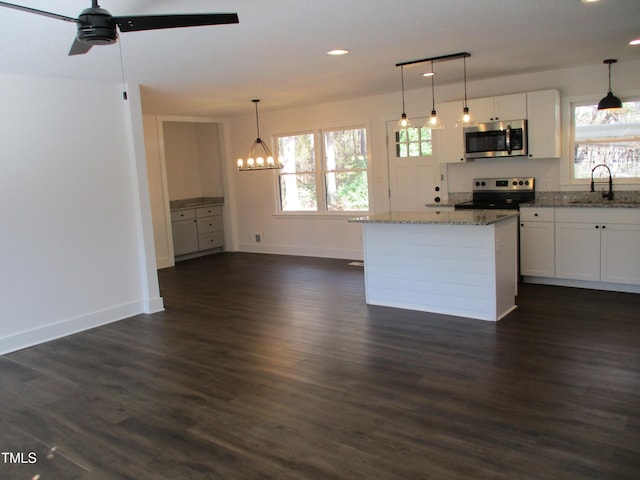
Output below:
[555,222,601,281]
[554,208,640,286]
[171,204,224,258]
[519,207,555,277]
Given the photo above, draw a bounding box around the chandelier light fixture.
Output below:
[396,52,471,131]
[397,65,413,128]
[237,99,283,171]
[597,59,623,110]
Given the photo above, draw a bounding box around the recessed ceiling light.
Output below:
[422,72,435,77]
[327,49,349,56]
[630,38,640,46]
[581,0,601,3]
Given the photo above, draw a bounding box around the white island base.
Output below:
[351,211,519,321]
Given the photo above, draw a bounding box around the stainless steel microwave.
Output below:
[463,119,528,159]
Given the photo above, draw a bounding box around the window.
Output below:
[573,100,640,180]
[277,126,369,212]
[395,125,432,158]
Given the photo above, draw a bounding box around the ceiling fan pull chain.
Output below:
[118,38,127,100]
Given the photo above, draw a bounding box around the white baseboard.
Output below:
[236,242,363,261]
[0,301,151,355]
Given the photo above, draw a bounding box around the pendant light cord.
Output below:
[431,61,436,112]
[253,99,261,139]
[463,56,468,108]
[401,66,407,113]
[608,62,613,94]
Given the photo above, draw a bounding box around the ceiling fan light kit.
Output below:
[0,1,239,56]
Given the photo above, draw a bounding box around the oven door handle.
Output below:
[506,125,512,154]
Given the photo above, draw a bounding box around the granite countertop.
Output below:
[170,197,224,210]
[349,210,519,226]
[427,191,640,209]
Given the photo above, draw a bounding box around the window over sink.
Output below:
[572,99,640,181]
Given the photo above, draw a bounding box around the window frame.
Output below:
[273,121,372,216]
[569,95,640,185]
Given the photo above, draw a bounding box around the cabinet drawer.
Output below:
[555,207,640,224]
[197,216,223,234]
[198,232,224,250]
[520,207,555,222]
[196,205,222,218]
[171,208,196,222]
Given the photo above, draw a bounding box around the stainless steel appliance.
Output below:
[454,177,535,210]
[464,119,528,160]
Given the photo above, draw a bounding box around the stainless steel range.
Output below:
[454,177,535,210]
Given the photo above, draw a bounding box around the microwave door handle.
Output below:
[506,125,512,154]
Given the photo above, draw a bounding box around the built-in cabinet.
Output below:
[519,207,555,277]
[520,206,640,290]
[171,204,224,259]
[526,89,561,159]
[555,208,640,285]
[434,89,561,163]
[467,93,527,123]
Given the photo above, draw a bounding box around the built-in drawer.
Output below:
[196,216,223,234]
[196,205,222,218]
[520,207,555,222]
[171,208,196,222]
[555,207,640,224]
[198,232,224,250]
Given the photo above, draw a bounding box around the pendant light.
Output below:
[597,59,623,110]
[424,61,443,130]
[237,99,283,171]
[397,65,413,128]
[456,53,476,127]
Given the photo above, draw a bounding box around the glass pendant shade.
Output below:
[457,106,476,127]
[597,59,623,111]
[425,110,444,130]
[237,99,283,171]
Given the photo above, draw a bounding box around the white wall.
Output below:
[0,74,163,354]
[224,59,640,260]
[163,122,223,200]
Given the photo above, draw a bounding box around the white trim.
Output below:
[523,276,640,294]
[0,301,150,355]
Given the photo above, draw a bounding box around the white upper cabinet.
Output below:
[468,93,527,123]
[433,100,466,164]
[433,89,561,163]
[526,89,561,159]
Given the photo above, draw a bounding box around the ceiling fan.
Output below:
[0,1,239,55]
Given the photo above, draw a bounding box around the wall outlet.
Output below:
[255,233,261,243]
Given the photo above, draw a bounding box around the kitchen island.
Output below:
[349,210,519,321]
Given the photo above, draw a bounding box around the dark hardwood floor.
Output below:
[1,252,639,479]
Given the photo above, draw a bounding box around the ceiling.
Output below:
[1,0,639,117]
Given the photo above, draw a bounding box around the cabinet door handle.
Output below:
[602,225,606,229]
[534,213,538,216]
[595,225,599,229]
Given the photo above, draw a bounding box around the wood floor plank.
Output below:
[1,252,639,479]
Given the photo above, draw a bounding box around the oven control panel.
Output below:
[472,177,534,192]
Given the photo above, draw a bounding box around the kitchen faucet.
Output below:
[590,164,614,200]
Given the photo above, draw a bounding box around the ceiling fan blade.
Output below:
[68,38,93,56]
[0,1,76,23]
[114,13,239,33]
